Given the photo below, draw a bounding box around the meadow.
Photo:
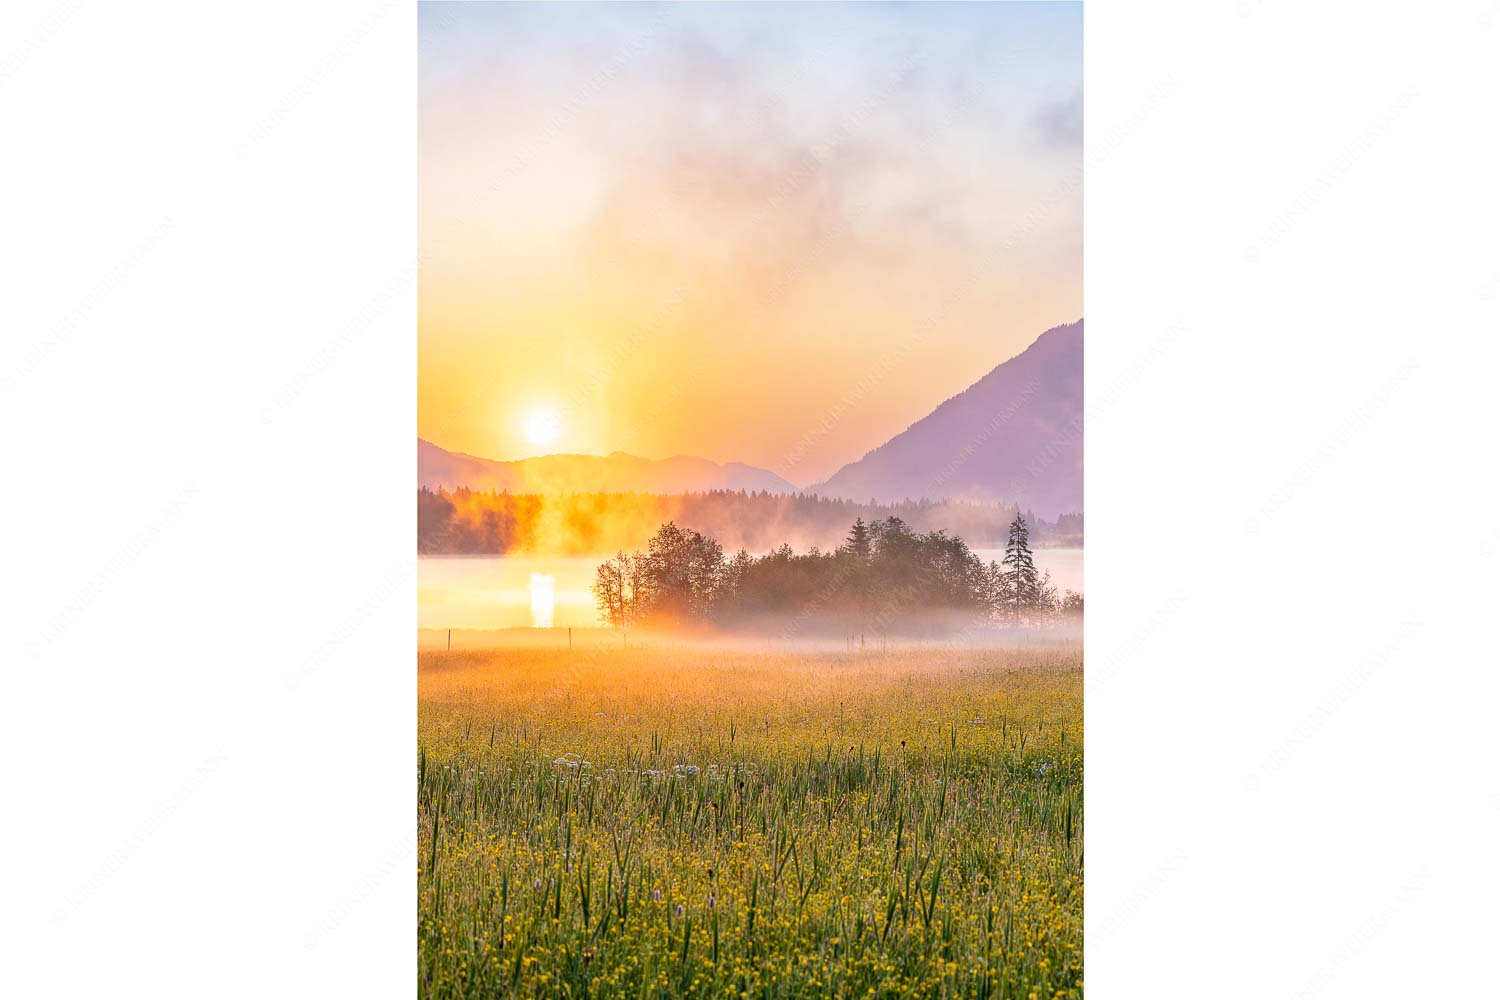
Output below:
[418,640,1082,998]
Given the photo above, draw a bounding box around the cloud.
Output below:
[575,31,922,310]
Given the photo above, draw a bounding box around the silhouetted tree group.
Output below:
[594,513,1081,636]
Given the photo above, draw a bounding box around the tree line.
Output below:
[419,486,1082,556]
[593,514,1082,637]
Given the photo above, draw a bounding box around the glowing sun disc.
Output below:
[524,409,561,448]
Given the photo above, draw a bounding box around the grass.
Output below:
[418,641,1082,998]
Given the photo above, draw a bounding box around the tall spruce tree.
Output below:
[1000,513,1039,626]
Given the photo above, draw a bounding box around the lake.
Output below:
[419,548,1083,630]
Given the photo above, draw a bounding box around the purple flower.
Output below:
[675,904,685,917]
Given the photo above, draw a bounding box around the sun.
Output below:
[523,408,561,449]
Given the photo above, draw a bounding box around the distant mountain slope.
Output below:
[810,320,1082,517]
[418,438,799,495]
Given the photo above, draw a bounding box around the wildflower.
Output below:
[652,889,662,902]
[675,904,685,917]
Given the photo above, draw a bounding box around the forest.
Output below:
[593,514,1082,636]
[418,486,1083,555]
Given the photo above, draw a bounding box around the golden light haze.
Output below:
[419,3,1082,485]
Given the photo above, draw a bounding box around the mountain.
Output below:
[810,319,1082,518]
[418,438,800,495]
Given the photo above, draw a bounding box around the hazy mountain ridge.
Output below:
[810,320,1082,518]
[418,439,800,495]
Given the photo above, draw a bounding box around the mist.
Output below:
[419,487,1082,556]
[419,621,1082,657]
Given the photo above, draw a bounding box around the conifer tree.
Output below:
[999,513,1038,626]
[845,517,871,560]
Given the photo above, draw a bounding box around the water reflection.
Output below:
[529,573,555,629]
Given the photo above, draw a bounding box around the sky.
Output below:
[419,1,1081,486]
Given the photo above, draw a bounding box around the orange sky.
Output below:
[419,3,1081,486]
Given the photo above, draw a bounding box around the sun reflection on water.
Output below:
[529,572,555,629]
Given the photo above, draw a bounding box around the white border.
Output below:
[1088,2,1499,996]
[3,2,413,994]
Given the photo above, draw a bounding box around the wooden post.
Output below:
[568,627,573,650]
[447,629,451,651]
